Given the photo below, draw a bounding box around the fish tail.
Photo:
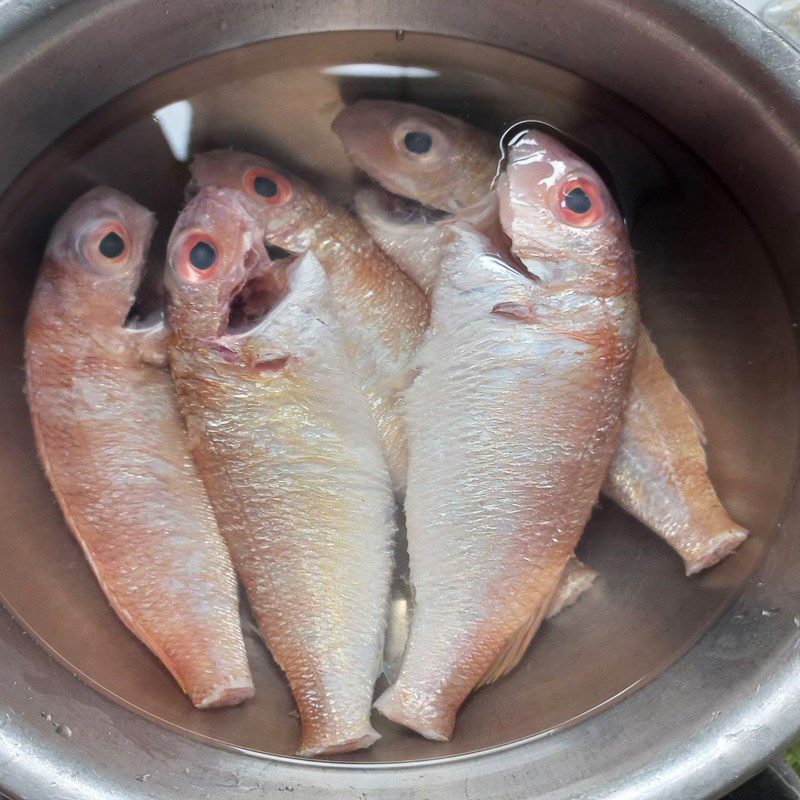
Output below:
[475,600,551,689]
[296,721,381,757]
[682,524,748,576]
[194,678,256,710]
[373,684,455,742]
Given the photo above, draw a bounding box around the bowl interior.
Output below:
[0,31,795,763]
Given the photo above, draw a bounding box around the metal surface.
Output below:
[0,1,799,798]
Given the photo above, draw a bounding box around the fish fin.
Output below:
[207,335,292,373]
[684,526,748,575]
[675,386,707,446]
[253,355,291,373]
[491,301,538,323]
[129,325,167,368]
[545,557,597,619]
[554,328,619,348]
[642,329,707,446]
[475,600,551,688]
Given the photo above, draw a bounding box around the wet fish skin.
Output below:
[336,99,747,575]
[188,150,430,491]
[357,187,604,614]
[25,187,253,709]
[382,553,597,684]
[354,186,503,295]
[374,133,638,740]
[332,99,497,213]
[165,188,396,756]
[603,334,747,574]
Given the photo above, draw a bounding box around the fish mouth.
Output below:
[357,183,538,282]
[124,304,163,331]
[123,265,164,331]
[224,249,294,336]
[357,182,450,227]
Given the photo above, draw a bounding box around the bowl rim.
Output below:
[2,1,800,798]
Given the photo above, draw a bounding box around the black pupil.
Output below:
[98,231,125,259]
[403,131,433,154]
[564,187,592,214]
[253,176,278,198]
[189,241,216,270]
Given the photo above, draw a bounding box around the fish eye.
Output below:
[253,176,278,198]
[176,232,220,282]
[80,221,131,270]
[563,186,592,215]
[243,167,292,206]
[556,178,605,227]
[189,240,216,270]
[403,131,433,155]
[98,231,126,260]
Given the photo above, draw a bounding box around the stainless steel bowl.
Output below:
[1,1,800,798]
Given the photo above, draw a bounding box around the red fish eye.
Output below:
[176,232,220,282]
[243,168,292,206]
[556,178,605,227]
[81,221,131,269]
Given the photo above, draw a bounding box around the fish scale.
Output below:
[188,150,430,492]
[165,188,396,756]
[373,131,638,741]
[25,187,253,710]
[334,98,747,576]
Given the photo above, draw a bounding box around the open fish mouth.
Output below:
[123,266,164,330]
[124,304,164,331]
[380,193,449,225]
[358,182,539,283]
[356,180,450,227]
[225,247,293,336]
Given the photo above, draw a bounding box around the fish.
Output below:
[164,187,396,756]
[24,187,253,709]
[372,132,638,741]
[334,99,748,575]
[333,101,497,214]
[381,553,597,684]
[189,151,596,622]
[187,150,430,492]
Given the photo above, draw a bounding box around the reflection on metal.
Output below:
[153,99,193,162]
[323,64,439,78]
[763,0,800,46]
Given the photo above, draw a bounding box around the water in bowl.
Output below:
[0,31,793,763]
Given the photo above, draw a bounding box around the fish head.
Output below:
[165,186,273,340]
[497,130,632,287]
[188,150,322,253]
[44,186,155,326]
[332,100,492,212]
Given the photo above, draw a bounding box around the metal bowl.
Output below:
[1,1,800,798]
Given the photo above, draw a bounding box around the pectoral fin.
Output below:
[491,301,538,323]
[475,599,552,688]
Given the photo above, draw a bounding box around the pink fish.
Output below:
[187,151,430,491]
[190,150,599,621]
[25,187,253,708]
[334,99,747,575]
[164,187,396,755]
[373,132,638,740]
